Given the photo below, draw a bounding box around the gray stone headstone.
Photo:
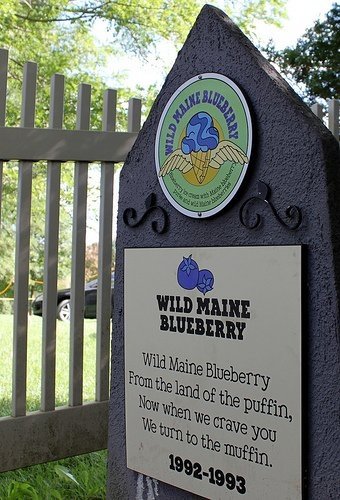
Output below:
[107,5,340,499]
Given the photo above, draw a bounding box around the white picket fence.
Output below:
[0,45,338,473]
[311,100,339,140]
[0,48,141,471]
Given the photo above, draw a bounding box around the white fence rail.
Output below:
[0,48,141,471]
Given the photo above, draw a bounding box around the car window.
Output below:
[86,274,114,289]
[86,279,98,289]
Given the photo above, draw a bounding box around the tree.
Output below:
[266,3,340,103]
[15,0,201,57]
[224,0,287,39]
[15,1,288,53]
[0,2,118,290]
[0,0,288,292]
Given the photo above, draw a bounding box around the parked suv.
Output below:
[32,273,115,321]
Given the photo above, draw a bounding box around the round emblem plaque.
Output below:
[155,73,252,218]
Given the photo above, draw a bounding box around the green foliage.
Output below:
[54,465,80,486]
[0,451,107,499]
[0,2,110,129]
[0,299,13,315]
[16,0,203,57]
[0,161,76,286]
[14,1,288,56]
[7,481,39,500]
[265,3,340,103]
[0,0,112,285]
[223,0,287,38]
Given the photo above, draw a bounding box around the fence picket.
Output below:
[0,49,7,124]
[69,83,91,407]
[12,61,37,417]
[311,103,323,120]
[96,89,117,402]
[41,74,65,412]
[0,49,8,231]
[128,98,142,133]
[311,100,339,142]
[328,99,339,139]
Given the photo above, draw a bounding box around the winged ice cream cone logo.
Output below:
[159,112,249,184]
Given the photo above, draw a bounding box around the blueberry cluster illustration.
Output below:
[177,255,214,295]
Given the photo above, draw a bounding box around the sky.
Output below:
[104,0,335,89]
[254,0,334,48]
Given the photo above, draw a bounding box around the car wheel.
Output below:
[57,299,71,321]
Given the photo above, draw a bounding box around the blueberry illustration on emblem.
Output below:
[177,255,199,290]
[177,255,214,295]
[197,269,214,295]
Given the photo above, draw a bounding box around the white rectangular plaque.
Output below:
[125,246,301,499]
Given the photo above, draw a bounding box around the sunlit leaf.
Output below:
[54,465,80,485]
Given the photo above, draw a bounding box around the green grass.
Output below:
[0,314,98,415]
[0,314,108,498]
[0,451,107,499]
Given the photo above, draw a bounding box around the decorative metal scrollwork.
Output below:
[239,181,302,230]
[123,193,169,234]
